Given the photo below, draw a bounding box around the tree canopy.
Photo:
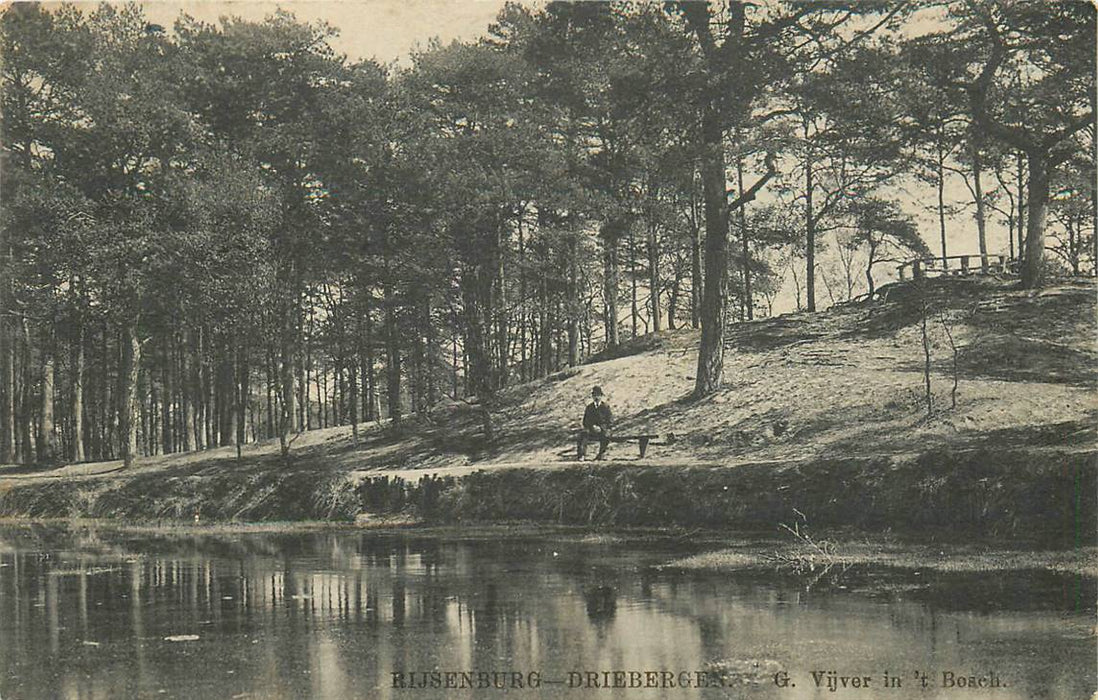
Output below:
[1,0,1093,465]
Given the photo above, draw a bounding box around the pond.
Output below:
[0,526,1093,699]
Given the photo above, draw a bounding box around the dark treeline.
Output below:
[1,1,1093,466]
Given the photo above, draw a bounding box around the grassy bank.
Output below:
[427,448,1095,546]
[0,447,1092,546]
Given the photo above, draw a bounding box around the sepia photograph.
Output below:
[0,1,1094,698]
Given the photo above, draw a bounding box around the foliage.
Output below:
[0,1,1092,465]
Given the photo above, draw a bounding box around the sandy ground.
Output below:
[1,277,1094,487]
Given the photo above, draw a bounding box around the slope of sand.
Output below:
[2,277,1094,488]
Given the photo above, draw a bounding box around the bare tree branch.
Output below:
[724,152,778,215]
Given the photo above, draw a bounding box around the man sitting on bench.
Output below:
[578,385,612,460]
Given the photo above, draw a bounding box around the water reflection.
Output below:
[583,585,617,627]
[0,527,1092,700]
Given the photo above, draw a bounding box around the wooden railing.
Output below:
[896,254,1014,281]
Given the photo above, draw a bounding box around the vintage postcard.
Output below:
[0,1,1094,698]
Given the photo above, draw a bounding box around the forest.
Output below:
[0,1,1094,468]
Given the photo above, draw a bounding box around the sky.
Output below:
[137,0,513,63]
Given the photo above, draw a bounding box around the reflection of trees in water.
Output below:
[583,584,617,626]
[1,538,1095,700]
[0,541,607,643]
[392,578,406,626]
[2,534,593,640]
[475,581,499,638]
[578,565,625,633]
[1,545,678,696]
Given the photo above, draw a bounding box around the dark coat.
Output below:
[583,400,613,433]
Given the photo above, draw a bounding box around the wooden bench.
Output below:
[574,431,675,458]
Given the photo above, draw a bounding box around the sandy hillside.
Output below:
[2,276,1094,485]
[469,276,1096,465]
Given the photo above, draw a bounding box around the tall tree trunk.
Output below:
[461,257,496,440]
[218,340,235,447]
[970,135,989,272]
[120,320,141,469]
[1004,171,1015,261]
[348,331,359,443]
[805,136,817,313]
[206,347,216,450]
[0,317,13,464]
[295,309,306,434]
[1020,152,1050,288]
[567,232,579,366]
[648,208,661,333]
[197,326,210,450]
[38,345,58,464]
[305,306,314,431]
[693,105,731,396]
[451,320,459,399]
[496,229,509,389]
[409,307,424,415]
[937,139,949,268]
[601,221,620,348]
[236,339,249,459]
[142,363,152,457]
[278,290,297,457]
[553,297,563,370]
[99,321,111,461]
[172,337,183,451]
[1017,152,1026,266]
[681,0,772,395]
[424,296,438,407]
[334,294,346,423]
[161,337,173,454]
[383,276,402,424]
[584,304,593,358]
[0,245,12,463]
[1092,151,1097,276]
[736,154,752,320]
[181,328,195,452]
[363,296,377,421]
[18,319,33,464]
[629,223,638,338]
[71,324,85,462]
[865,241,879,298]
[319,357,328,428]
[264,345,274,439]
[690,217,702,329]
[539,279,551,377]
[518,221,529,378]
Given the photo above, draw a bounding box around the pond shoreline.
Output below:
[0,447,1093,551]
[0,516,1094,578]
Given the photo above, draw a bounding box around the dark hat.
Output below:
[592,386,604,397]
